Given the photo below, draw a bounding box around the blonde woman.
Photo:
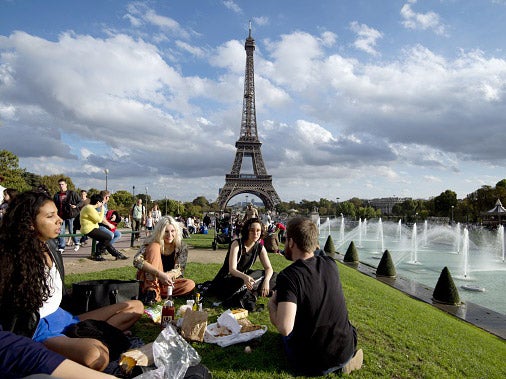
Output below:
[133,216,195,304]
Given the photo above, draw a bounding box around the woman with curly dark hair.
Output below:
[0,190,144,371]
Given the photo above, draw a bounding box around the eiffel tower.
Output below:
[216,25,281,210]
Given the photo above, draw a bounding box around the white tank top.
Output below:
[39,263,63,318]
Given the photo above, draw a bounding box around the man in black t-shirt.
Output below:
[268,216,363,376]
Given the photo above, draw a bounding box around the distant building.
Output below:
[367,197,411,215]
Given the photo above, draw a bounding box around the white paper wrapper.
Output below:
[217,309,242,334]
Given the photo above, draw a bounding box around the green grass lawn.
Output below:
[65,233,506,378]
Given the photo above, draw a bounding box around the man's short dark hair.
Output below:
[286,216,319,253]
[90,193,104,205]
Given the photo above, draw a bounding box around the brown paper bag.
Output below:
[181,310,208,342]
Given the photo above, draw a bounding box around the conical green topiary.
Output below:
[343,241,359,263]
[433,266,461,305]
[376,249,396,278]
[323,235,336,255]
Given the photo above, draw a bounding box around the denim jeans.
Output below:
[58,218,78,249]
[99,225,121,244]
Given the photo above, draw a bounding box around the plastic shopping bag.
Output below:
[134,324,201,379]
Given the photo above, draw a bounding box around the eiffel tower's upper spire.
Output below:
[240,22,257,141]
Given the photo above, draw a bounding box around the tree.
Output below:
[192,196,209,208]
[38,175,77,196]
[112,190,135,208]
[0,150,30,191]
[496,179,506,188]
[339,201,357,219]
[433,190,458,217]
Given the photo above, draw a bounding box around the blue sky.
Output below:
[1,0,506,204]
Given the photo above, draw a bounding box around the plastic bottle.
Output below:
[161,285,175,328]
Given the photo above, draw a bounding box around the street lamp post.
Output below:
[165,195,168,216]
[145,186,148,211]
[246,195,249,206]
[451,205,454,224]
[104,169,109,191]
[132,185,135,199]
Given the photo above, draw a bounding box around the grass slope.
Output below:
[65,235,506,378]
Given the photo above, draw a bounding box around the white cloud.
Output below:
[126,2,191,39]
[253,16,269,26]
[320,31,337,48]
[349,22,382,56]
[175,40,206,58]
[400,1,447,35]
[223,1,242,14]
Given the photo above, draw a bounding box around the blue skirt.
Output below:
[32,307,80,342]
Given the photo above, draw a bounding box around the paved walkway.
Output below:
[61,236,505,340]
[61,234,226,275]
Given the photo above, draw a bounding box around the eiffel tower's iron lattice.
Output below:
[216,26,281,210]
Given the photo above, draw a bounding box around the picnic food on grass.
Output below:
[231,308,248,320]
[215,313,262,336]
[238,318,263,333]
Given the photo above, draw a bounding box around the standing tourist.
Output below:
[268,216,363,376]
[145,211,154,237]
[0,188,18,223]
[242,203,259,222]
[130,198,145,241]
[152,203,162,224]
[53,178,82,252]
[77,190,90,246]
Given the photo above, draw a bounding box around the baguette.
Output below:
[231,308,248,320]
[119,343,154,374]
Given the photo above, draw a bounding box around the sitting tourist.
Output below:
[134,216,195,304]
[268,216,362,376]
[0,190,144,371]
[207,217,276,310]
[263,223,280,254]
[80,193,127,261]
[0,326,116,378]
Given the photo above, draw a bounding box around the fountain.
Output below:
[498,225,505,262]
[326,217,506,315]
[377,218,384,253]
[408,223,420,264]
[358,219,363,247]
[340,214,345,242]
[423,220,428,247]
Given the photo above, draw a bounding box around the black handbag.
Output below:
[71,279,140,314]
